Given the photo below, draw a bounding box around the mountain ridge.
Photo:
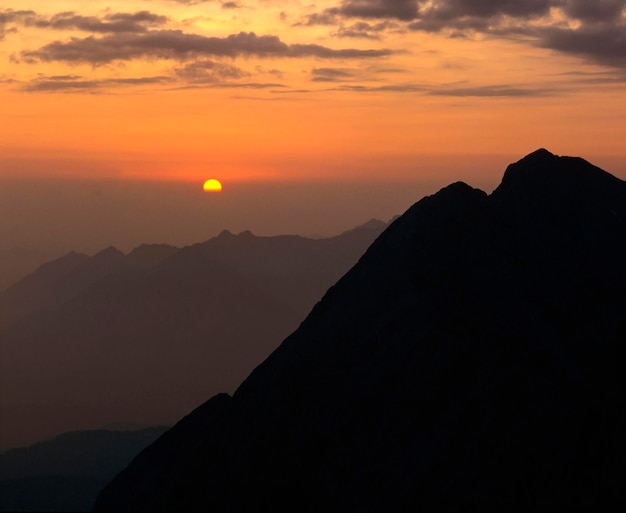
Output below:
[0,219,386,449]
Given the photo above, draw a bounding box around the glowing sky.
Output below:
[1,1,625,182]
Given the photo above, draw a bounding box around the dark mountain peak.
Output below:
[41,251,90,272]
[126,244,178,269]
[0,250,88,295]
[495,148,624,200]
[394,181,487,232]
[354,218,386,231]
[237,230,255,238]
[94,152,626,512]
[337,219,386,240]
[92,246,125,260]
[519,146,555,162]
[216,229,234,238]
[127,243,176,255]
[433,180,485,201]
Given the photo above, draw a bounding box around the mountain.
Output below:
[94,150,625,511]
[0,247,60,292]
[0,221,385,449]
[0,427,168,512]
[0,250,90,329]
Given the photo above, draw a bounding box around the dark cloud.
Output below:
[301,1,626,68]
[1,9,168,35]
[311,67,355,82]
[404,0,552,32]
[331,0,419,21]
[323,0,626,24]
[299,0,416,25]
[0,9,36,39]
[162,0,243,6]
[327,83,426,93]
[297,12,339,26]
[561,0,626,22]
[319,81,551,96]
[408,1,626,68]
[539,24,626,68]
[167,0,198,3]
[38,11,168,33]
[20,68,281,92]
[303,0,551,25]
[333,21,399,39]
[422,0,552,20]
[21,74,171,92]
[174,59,249,82]
[429,84,552,97]
[557,69,626,85]
[210,82,285,89]
[20,30,394,65]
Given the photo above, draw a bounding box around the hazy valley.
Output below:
[0,219,386,451]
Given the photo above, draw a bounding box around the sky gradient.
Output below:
[2,1,626,288]
[1,0,625,184]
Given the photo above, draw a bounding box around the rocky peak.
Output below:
[94,151,626,512]
[495,148,622,201]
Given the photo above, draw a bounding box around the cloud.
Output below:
[0,9,36,39]
[160,0,243,6]
[538,24,626,68]
[19,70,284,92]
[270,79,546,96]
[428,84,553,97]
[331,1,419,21]
[408,1,626,68]
[320,0,556,22]
[165,1,217,4]
[38,11,169,34]
[20,74,171,92]
[298,12,339,26]
[0,9,168,36]
[333,21,400,39]
[327,83,426,93]
[556,69,626,85]
[422,0,552,20]
[20,30,394,65]
[311,67,355,82]
[174,59,249,82]
[299,0,417,26]
[561,0,626,22]
[304,1,626,68]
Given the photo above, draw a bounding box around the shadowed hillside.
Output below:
[0,427,168,512]
[95,150,625,511]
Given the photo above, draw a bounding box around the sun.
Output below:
[203,179,222,192]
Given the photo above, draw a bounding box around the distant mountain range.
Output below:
[0,427,168,512]
[0,219,386,450]
[95,150,625,511]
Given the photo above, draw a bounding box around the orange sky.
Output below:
[1,1,626,184]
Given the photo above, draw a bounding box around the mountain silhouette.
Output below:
[94,150,625,511]
[0,427,168,512]
[0,222,384,449]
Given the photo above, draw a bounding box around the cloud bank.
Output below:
[302,0,626,67]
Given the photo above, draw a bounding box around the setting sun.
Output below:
[203,179,222,192]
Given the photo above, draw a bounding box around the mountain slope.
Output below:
[95,150,626,511]
[0,251,89,329]
[0,427,168,512]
